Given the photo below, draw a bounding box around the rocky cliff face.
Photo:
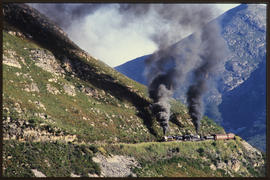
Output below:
[2,3,265,177]
[218,4,266,92]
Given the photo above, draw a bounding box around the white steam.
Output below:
[65,6,157,66]
[28,3,237,67]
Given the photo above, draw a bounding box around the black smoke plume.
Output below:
[144,5,221,135]
[187,78,207,133]
[186,22,228,133]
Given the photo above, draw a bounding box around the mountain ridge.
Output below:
[2,3,266,177]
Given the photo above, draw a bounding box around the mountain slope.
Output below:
[2,3,265,177]
[115,55,150,85]
[220,60,266,152]
[115,4,266,151]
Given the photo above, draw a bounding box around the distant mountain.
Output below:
[220,60,266,151]
[4,3,266,177]
[115,4,266,151]
[217,4,266,92]
[115,55,149,85]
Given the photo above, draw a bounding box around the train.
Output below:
[163,133,235,142]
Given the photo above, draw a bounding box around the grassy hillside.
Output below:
[3,23,224,145]
[2,3,265,177]
[105,136,265,177]
[3,137,265,177]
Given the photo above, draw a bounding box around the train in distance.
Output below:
[163,133,236,142]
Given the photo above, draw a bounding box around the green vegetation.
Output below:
[2,13,265,177]
[101,137,264,177]
[3,140,100,177]
[3,30,224,144]
[197,147,205,156]
[3,31,157,143]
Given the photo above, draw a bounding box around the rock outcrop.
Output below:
[92,154,140,177]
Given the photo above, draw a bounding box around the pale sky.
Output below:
[67,4,240,67]
[215,4,240,13]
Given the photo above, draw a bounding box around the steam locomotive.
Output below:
[163,133,235,142]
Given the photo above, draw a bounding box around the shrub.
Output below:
[89,145,98,153]
[197,148,205,156]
